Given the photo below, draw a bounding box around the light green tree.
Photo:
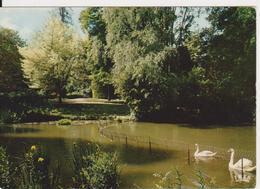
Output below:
[21,17,82,103]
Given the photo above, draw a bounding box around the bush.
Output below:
[72,143,119,189]
[57,119,72,125]
[0,146,12,189]
[0,92,50,124]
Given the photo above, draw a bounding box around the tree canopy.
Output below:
[1,7,255,124]
[21,17,82,102]
[0,27,27,93]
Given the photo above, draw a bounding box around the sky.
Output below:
[0,8,85,41]
[0,8,209,42]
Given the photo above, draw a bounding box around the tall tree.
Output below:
[21,17,82,103]
[183,7,256,123]
[80,8,114,99]
[207,7,256,122]
[102,7,197,119]
[0,27,27,93]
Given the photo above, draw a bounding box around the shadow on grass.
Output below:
[52,103,130,117]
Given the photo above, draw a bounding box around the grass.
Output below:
[49,98,130,121]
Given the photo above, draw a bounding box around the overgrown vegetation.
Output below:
[72,143,119,189]
[0,7,256,124]
[18,145,61,189]
[0,144,119,189]
[0,147,13,189]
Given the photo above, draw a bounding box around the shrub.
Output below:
[57,119,72,125]
[72,143,119,189]
[0,146,12,189]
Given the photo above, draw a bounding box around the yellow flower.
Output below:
[31,145,36,151]
[38,157,44,162]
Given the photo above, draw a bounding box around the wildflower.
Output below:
[31,145,36,151]
[38,157,44,162]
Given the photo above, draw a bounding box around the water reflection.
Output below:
[194,156,216,164]
[229,169,254,183]
[0,125,40,134]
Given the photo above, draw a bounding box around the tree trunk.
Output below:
[107,85,111,101]
[58,94,62,103]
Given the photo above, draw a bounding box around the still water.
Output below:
[0,122,256,188]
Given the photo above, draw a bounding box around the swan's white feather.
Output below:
[233,158,253,169]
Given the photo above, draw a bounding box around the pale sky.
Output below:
[0,7,209,42]
[0,8,84,41]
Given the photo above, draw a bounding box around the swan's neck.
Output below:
[229,152,234,167]
[194,146,199,155]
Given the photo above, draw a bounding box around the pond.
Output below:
[0,122,256,188]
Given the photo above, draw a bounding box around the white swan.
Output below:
[194,144,217,157]
[228,148,256,172]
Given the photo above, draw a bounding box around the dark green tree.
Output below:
[80,8,114,99]
[103,7,197,120]
[0,27,27,93]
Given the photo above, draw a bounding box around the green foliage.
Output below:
[21,17,83,103]
[80,8,114,99]
[1,7,255,124]
[183,7,256,123]
[57,118,72,125]
[0,147,12,189]
[0,143,119,189]
[102,8,196,120]
[100,7,255,123]
[80,8,106,42]
[72,143,119,189]
[0,27,27,93]
[0,91,55,124]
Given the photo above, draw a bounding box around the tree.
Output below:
[183,7,256,123]
[207,7,256,122]
[0,27,27,93]
[80,8,114,99]
[21,17,82,103]
[58,7,73,25]
[102,7,197,120]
